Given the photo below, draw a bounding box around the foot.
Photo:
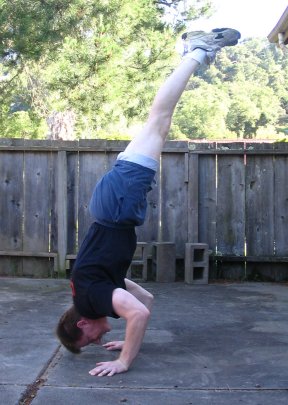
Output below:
[181,28,241,55]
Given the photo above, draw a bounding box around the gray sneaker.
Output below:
[182,28,241,54]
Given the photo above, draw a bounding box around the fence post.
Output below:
[57,150,68,277]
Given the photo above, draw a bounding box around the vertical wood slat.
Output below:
[66,151,79,254]
[274,142,288,256]
[187,153,199,243]
[49,151,58,254]
[23,150,51,276]
[57,151,68,275]
[216,142,246,279]
[216,143,245,255]
[245,143,275,257]
[78,151,108,247]
[198,143,217,251]
[160,152,187,257]
[0,149,24,275]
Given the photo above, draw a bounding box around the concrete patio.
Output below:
[1,278,288,404]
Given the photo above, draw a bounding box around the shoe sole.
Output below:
[182,28,241,51]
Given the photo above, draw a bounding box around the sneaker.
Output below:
[182,28,241,54]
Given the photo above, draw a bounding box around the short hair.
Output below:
[56,305,83,354]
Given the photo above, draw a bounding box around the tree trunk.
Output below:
[46,111,76,140]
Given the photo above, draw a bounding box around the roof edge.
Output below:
[268,6,288,44]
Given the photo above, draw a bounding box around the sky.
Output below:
[186,0,288,40]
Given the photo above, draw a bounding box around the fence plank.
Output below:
[50,151,58,254]
[188,153,199,243]
[66,151,79,254]
[57,151,68,275]
[23,151,51,276]
[0,150,24,275]
[215,143,246,280]
[78,151,108,247]
[160,152,187,256]
[274,143,288,255]
[216,143,245,255]
[198,143,217,251]
[245,143,274,257]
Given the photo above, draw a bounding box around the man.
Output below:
[56,28,241,377]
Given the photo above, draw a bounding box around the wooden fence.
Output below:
[0,138,288,280]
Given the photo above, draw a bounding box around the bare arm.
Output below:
[89,288,150,377]
[102,280,153,353]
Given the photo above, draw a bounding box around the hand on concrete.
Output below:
[102,341,124,351]
[89,359,128,377]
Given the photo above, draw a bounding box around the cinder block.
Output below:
[185,243,209,284]
[152,242,176,282]
[127,242,148,281]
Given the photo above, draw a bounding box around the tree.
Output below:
[172,81,230,139]
[0,0,212,139]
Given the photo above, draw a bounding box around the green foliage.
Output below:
[0,1,287,140]
[172,82,231,139]
[172,39,288,140]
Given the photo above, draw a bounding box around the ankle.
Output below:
[183,48,207,64]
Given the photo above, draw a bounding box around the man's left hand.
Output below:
[102,341,124,351]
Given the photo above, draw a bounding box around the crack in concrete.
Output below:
[18,345,62,405]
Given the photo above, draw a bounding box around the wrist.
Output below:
[118,358,128,371]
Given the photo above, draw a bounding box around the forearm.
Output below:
[119,311,150,369]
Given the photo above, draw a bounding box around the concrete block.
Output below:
[127,242,148,281]
[185,243,209,284]
[152,242,176,282]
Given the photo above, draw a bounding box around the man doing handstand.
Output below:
[56,28,241,377]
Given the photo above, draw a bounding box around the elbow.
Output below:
[142,306,151,320]
[134,306,151,322]
[146,292,154,311]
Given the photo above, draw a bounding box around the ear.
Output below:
[76,319,88,329]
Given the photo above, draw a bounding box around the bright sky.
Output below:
[188,0,288,40]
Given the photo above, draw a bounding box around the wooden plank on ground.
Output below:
[0,149,24,275]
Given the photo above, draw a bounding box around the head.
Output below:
[56,305,111,354]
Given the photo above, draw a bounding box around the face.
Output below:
[77,317,111,348]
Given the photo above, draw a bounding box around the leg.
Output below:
[122,27,241,162]
[123,58,200,161]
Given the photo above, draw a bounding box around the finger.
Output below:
[108,370,115,377]
[103,344,113,349]
[98,369,109,377]
[89,367,102,376]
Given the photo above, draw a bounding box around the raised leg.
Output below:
[123,57,200,161]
